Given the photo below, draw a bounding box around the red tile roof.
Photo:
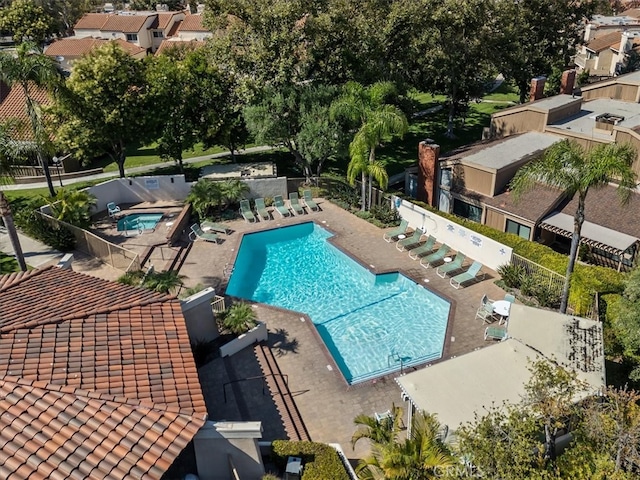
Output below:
[45,37,146,58]
[0,83,51,139]
[0,267,207,479]
[102,14,153,33]
[155,39,204,55]
[74,13,110,30]
[179,14,209,32]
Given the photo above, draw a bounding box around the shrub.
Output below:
[354,210,372,220]
[328,182,360,209]
[370,203,400,226]
[497,263,525,289]
[0,253,19,274]
[271,440,349,480]
[219,302,258,335]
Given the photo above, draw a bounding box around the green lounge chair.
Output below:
[289,192,305,215]
[240,199,256,223]
[420,244,450,268]
[450,261,485,289]
[189,224,219,243]
[274,195,291,217]
[408,235,437,259]
[396,228,424,252]
[201,220,231,234]
[383,219,409,243]
[254,198,271,221]
[302,189,319,212]
[436,252,466,278]
[484,326,507,341]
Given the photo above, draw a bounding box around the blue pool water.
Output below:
[226,222,450,384]
[117,213,163,232]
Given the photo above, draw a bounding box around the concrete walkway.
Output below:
[0,226,62,268]
[0,145,274,191]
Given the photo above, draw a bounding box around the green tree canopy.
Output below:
[55,42,152,178]
[0,0,55,44]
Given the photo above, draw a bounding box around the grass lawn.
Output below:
[2,180,102,201]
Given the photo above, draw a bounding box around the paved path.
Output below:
[0,145,274,191]
[0,226,62,268]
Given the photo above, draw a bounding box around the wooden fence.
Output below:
[10,164,64,177]
[37,211,141,272]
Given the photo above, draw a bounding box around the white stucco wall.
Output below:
[181,287,219,342]
[242,177,288,200]
[393,196,512,271]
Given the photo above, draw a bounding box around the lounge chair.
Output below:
[436,252,466,278]
[484,326,507,341]
[476,304,496,324]
[189,224,219,243]
[396,228,424,252]
[302,189,319,212]
[289,192,305,215]
[383,219,409,243]
[240,200,257,223]
[254,198,271,221]
[107,202,121,218]
[504,293,516,303]
[408,235,437,259]
[449,261,485,289]
[274,195,291,217]
[420,244,450,268]
[201,220,231,234]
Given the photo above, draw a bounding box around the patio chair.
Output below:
[396,228,424,252]
[201,220,231,234]
[274,195,291,217]
[449,261,486,289]
[239,199,257,223]
[480,293,495,310]
[408,235,437,259]
[107,202,121,218]
[302,189,319,212]
[289,192,305,215]
[436,252,467,278]
[504,293,516,303]
[476,304,497,324]
[254,198,271,221]
[383,219,409,243]
[420,244,451,269]
[484,326,507,341]
[189,224,219,243]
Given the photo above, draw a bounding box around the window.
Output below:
[153,31,163,38]
[506,219,532,240]
[126,33,138,42]
[453,199,482,223]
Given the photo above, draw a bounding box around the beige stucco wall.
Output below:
[242,177,289,200]
[546,100,583,124]
[458,165,494,196]
[489,110,547,138]
[613,130,640,175]
[581,82,640,101]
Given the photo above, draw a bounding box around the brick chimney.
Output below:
[560,69,576,95]
[529,76,546,102]
[417,139,440,206]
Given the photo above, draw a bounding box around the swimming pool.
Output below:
[117,213,163,232]
[226,222,451,384]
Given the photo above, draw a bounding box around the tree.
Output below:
[57,42,151,178]
[611,267,640,381]
[510,140,637,313]
[244,83,343,183]
[0,0,55,45]
[0,41,62,197]
[330,81,407,210]
[351,404,404,450]
[496,0,598,103]
[186,179,220,219]
[220,302,258,335]
[355,410,454,479]
[49,188,97,228]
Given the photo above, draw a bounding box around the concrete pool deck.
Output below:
[176,199,508,461]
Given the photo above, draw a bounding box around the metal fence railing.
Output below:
[37,211,141,272]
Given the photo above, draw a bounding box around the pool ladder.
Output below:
[223,263,234,278]
[388,352,404,375]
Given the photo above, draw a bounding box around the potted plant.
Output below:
[220,302,258,334]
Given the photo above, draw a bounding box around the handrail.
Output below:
[222,373,288,403]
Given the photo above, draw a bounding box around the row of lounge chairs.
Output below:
[384,222,485,288]
[240,191,319,223]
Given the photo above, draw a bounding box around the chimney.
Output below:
[417,139,440,206]
[0,81,9,104]
[529,76,546,102]
[560,70,576,95]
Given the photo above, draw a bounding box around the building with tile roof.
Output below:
[72,10,192,53]
[45,38,146,72]
[0,266,208,479]
[0,82,50,140]
[574,30,640,76]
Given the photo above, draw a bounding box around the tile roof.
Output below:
[102,13,153,33]
[178,14,209,32]
[0,83,51,139]
[74,13,110,30]
[0,267,207,479]
[586,31,621,53]
[560,183,640,238]
[155,39,204,55]
[153,12,180,30]
[45,37,146,58]
[484,184,565,223]
[166,19,181,37]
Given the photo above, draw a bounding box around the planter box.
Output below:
[220,322,268,357]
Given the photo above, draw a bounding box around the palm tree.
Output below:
[0,42,62,198]
[355,411,454,480]
[352,404,404,450]
[511,140,637,314]
[331,82,408,211]
[186,179,219,218]
[49,188,97,228]
[220,179,250,210]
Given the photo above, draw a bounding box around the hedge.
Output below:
[271,440,350,480]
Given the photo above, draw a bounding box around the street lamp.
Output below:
[52,156,63,188]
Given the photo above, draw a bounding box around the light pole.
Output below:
[52,156,63,188]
